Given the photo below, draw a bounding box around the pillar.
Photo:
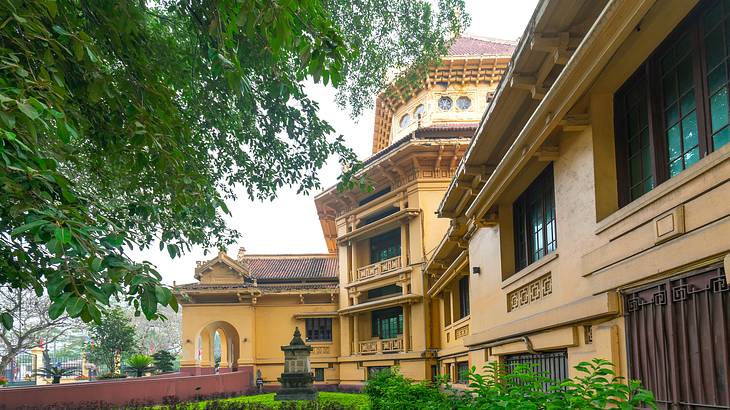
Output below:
[403,304,410,352]
[400,221,409,268]
[81,353,88,378]
[30,346,45,385]
[218,330,230,373]
[353,315,359,354]
[351,241,358,282]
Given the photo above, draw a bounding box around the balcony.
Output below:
[355,256,402,281]
[358,336,404,354]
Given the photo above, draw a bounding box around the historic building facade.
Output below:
[428,0,730,408]
[176,36,515,387]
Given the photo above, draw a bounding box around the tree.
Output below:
[84,306,136,372]
[125,353,154,377]
[0,287,79,371]
[152,350,176,373]
[0,0,468,327]
[133,305,181,355]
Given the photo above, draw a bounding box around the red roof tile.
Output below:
[448,36,516,57]
[241,254,338,281]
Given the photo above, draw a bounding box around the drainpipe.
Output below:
[469,335,539,355]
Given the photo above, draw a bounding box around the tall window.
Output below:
[369,229,401,263]
[456,362,469,384]
[615,0,730,206]
[513,165,557,271]
[458,276,470,319]
[372,307,403,340]
[305,318,332,342]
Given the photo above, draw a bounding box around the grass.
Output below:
[152,392,370,409]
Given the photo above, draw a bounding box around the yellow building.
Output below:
[176,36,515,387]
[428,0,730,407]
[176,251,340,385]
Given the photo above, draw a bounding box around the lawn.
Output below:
[153,392,370,409]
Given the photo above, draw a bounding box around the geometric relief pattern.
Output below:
[626,268,729,312]
[507,273,552,312]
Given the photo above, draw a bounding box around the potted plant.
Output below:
[0,375,8,387]
[125,354,154,377]
[34,364,78,384]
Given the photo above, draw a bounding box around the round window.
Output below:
[456,96,472,110]
[438,96,453,111]
[414,104,425,118]
[399,114,411,128]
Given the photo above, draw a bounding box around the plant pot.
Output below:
[52,376,61,384]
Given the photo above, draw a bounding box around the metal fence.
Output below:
[2,352,35,384]
[504,350,568,391]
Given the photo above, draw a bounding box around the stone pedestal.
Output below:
[275,328,317,401]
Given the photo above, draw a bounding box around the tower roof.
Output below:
[447,36,517,57]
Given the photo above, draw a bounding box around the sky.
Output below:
[130,0,539,286]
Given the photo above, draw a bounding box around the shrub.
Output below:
[34,364,78,384]
[97,372,127,380]
[449,358,657,409]
[126,354,155,377]
[0,375,7,386]
[362,360,657,410]
[363,368,449,410]
[152,350,176,373]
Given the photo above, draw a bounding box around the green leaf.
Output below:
[17,102,39,120]
[11,219,48,235]
[66,296,85,317]
[48,300,66,319]
[0,312,13,330]
[54,227,71,244]
[154,285,172,304]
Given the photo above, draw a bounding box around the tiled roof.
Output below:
[242,254,338,281]
[175,282,338,292]
[448,36,517,57]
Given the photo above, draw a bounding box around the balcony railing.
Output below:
[355,256,401,281]
[358,336,404,355]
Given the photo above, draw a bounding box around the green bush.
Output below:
[152,350,177,373]
[126,354,155,377]
[363,368,449,410]
[363,360,656,409]
[97,372,127,380]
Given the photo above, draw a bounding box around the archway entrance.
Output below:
[197,321,240,373]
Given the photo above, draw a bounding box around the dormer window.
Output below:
[414,104,425,119]
[456,96,471,110]
[438,96,453,111]
[399,114,411,128]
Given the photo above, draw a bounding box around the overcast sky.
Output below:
[130,0,539,286]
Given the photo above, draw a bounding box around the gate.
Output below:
[624,266,729,409]
[504,350,568,390]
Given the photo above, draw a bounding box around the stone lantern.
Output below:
[275,327,317,401]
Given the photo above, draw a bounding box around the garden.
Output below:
[78,359,653,410]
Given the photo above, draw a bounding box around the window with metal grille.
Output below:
[305,318,332,342]
[314,368,325,382]
[505,350,568,391]
[458,276,470,319]
[367,366,391,379]
[513,165,557,271]
[614,0,730,206]
[456,361,469,384]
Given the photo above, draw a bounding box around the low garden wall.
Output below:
[0,367,253,409]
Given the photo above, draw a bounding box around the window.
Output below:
[486,90,496,104]
[513,165,557,271]
[367,366,391,379]
[367,284,401,300]
[314,368,325,382]
[372,307,403,340]
[358,187,391,206]
[456,362,469,384]
[305,318,332,342]
[399,114,411,129]
[458,276,470,319]
[438,96,453,111]
[505,350,568,391]
[414,104,425,118]
[615,0,730,206]
[456,96,471,110]
[360,207,398,226]
[369,229,400,263]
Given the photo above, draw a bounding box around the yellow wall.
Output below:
[446,0,730,383]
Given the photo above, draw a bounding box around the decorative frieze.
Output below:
[454,324,469,339]
[507,273,552,312]
[312,345,331,355]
